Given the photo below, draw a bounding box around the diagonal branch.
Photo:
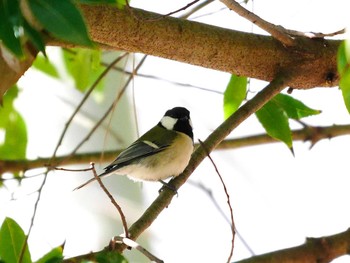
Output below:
[62,72,291,262]
[219,0,295,46]
[235,228,350,263]
[123,72,290,246]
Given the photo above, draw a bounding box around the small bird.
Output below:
[75,107,194,190]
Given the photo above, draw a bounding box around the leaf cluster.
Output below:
[224,75,321,149]
[0,0,127,59]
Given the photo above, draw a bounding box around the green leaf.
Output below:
[339,66,350,113]
[95,250,128,263]
[0,86,28,160]
[223,75,247,119]
[78,0,118,3]
[63,48,105,92]
[33,54,59,78]
[35,245,63,263]
[338,40,350,114]
[272,94,321,119]
[22,18,46,56]
[337,41,348,75]
[28,0,93,47]
[0,0,24,58]
[77,0,126,8]
[0,217,32,263]
[256,100,293,149]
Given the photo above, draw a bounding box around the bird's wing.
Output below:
[103,140,169,174]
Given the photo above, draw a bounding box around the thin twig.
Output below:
[126,0,201,21]
[53,166,93,172]
[19,52,128,262]
[199,139,235,263]
[102,63,223,94]
[112,236,164,263]
[49,52,129,165]
[180,0,215,19]
[219,0,295,46]
[60,55,148,164]
[283,27,346,39]
[187,180,255,255]
[19,169,49,263]
[90,163,129,237]
[162,0,200,18]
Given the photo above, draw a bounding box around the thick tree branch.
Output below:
[45,5,340,90]
[0,43,37,100]
[1,123,350,176]
[235,228,350,263]
[1,4,341,98]
[114,73,290,251]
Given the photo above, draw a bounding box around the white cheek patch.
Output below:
[189,119,193,129]
[161,116,177,130]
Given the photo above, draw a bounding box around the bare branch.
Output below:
[235,228,350,263]
[19,169,49,262]
[2,123,350,177]
[90,163,129,238]
[199,139,235,263]
[111,236,164,263]
[122,72,290,248]
[219,0,295,46]
[49,53,129,165]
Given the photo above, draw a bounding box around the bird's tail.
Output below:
[73,177,96,191]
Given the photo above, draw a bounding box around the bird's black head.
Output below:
[159,107,193,140]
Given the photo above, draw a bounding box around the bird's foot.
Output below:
[158,180,178,196]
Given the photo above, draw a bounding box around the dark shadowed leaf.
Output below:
[22,19,46,55]
[0,0,24,58]
[28,0,93,47]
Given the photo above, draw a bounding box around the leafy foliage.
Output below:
[0,217,64,263]
[256,98,293,148]
[0,217,31,263]
[95,250,128,263]
[0,86,27,162]
[223,75,320,149]
[0,0,94,58]
[338,41,350,114]
[256,94,320,149]
[0,0,28,58]
[35,246,64,263]
[32,54,60,78]
[63,48,105,92]
[223,74,247,119]
[28,0,93,47]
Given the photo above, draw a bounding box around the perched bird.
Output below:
[75,107,194,190]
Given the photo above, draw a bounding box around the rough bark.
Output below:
[70,5,339,89]
[0,5,342,100]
